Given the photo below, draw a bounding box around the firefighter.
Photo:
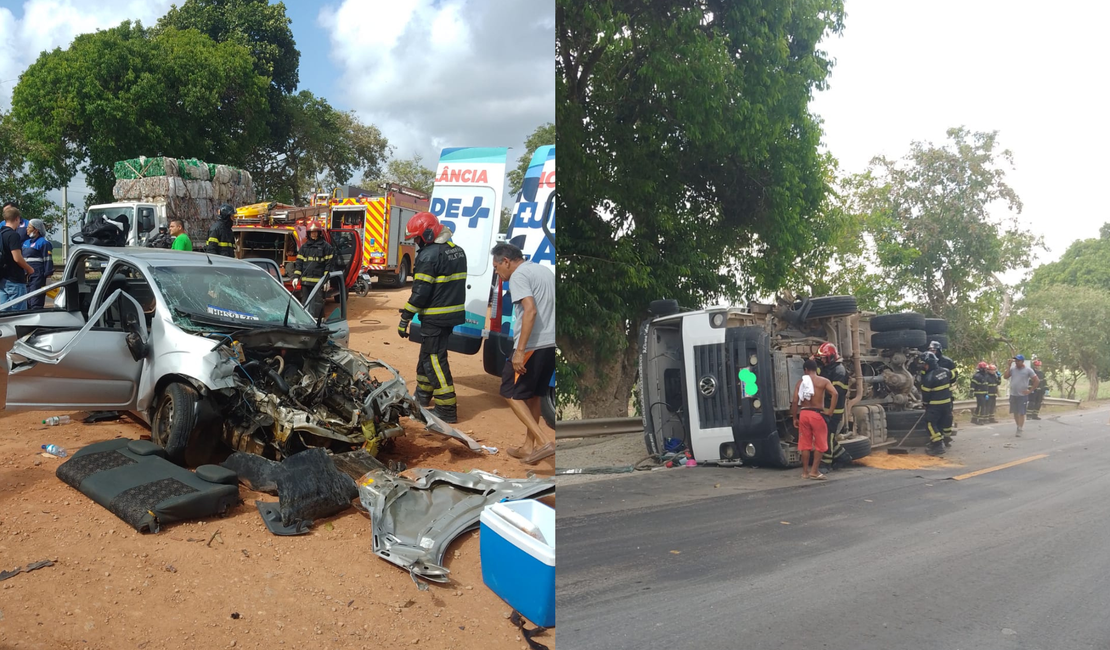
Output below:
[397,212,467,424]
[920,351,953,456]
[814,342,852,473]
[206,203,236,257]
[986,363,1000,423]
[926,341,957,443]
[1027,358,1047,420]
[291,222,334,317]
[970,362,992,425]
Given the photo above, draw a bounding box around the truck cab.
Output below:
[639,298,943,467]
[76,202,166,249]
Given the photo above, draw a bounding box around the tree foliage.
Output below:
[1027,224,1110,293]
[0,113,60,230]
[361,153,435,195]
[508,122,554,195]
[558,0,845,416]
[12,21,269,201]
[251,92,390,203]
[1008,285,1110,401]
[157,0,300,95]
[815,128,1042,362]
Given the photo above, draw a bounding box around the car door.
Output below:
[1,260,150,411]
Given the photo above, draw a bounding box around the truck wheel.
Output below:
[151,382,200,466]
[540,385,556,429]
[839,435,871,460]
[792,296,858,319]
[870,312,926,332]
[924,318,948,335]
[397,258,410,285]
[930,334,949,350]
[870,329,927,349]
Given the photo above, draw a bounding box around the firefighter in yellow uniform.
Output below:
[398,212,467,424]
[291,222,334,317]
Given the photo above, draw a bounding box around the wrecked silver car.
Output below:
[0,245,480,465]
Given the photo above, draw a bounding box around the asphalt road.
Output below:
[556,408,1110,650]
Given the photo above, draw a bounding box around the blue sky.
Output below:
[0,0,554,225]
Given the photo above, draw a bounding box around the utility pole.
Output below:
[61,186,68,259]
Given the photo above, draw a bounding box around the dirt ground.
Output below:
[0,285,555,650]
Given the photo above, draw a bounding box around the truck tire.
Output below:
[884,410,928,432]
[839,435,871,460]
[793,296,858,319]
[540,385,556,429]
[924,318,948,335]
[930,334,950,350]
[871,329,927,349]
[870,312,926,332]
[649,299,680,316]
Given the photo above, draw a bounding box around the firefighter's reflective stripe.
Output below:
[299,277,323,283]
[23,257,45,263]
[414,272,468,284]
[404,302,421,314]
[207,238,234,248]
[297,254,334,262]
[423,304,464,316]
[926,397,952,405]
[833,408,845,415]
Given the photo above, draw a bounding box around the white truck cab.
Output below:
[78,201,168,249]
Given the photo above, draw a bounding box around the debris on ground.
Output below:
[0,559,55,582]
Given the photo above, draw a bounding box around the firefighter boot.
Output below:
[433,404,458,424]
[926,440,946,456]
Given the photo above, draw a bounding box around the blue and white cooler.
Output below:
[480,499,556,627]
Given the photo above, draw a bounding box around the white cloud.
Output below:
[0,0,174,108]
[319,0,555,172]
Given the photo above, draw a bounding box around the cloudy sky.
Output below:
[811,0,1109,267]
[0,0,554,205]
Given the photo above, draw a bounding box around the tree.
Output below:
[157,0,300,94]
[361,153,435,195]
[826,128,1042,362]
[558,0,845,417]
[1011,285,1110,402]
[0,113,60,231]
[250,92,390,203]
[12,22,269,201]
[1027,224,1110,293]
[507,122,554,196]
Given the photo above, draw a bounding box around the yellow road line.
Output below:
[951,454,1048,481]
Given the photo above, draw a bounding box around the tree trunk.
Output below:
[1084,364,1100,402]
[561,322,641,419]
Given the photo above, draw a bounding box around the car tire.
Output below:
[793,296,858,319]
[870,312,926,332]
[540,385,556,429]
[924,318,948,335]
[871,329,928,349]
[151,382,200,466]
[839,435,872,460]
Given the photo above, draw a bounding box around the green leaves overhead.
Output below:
[508,122,554,196]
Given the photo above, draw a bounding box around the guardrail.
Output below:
[556,417,643,440]
[953,397,1081,410]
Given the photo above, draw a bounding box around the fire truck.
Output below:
[327,183,429,295]
[230,202,362,292]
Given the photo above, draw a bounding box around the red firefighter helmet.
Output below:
[816,342,838,363]
[406,212,443,245]
[1033,359,1042,367]
[978,361,988,370]
[988,364,997,372]
[307,221,322,233]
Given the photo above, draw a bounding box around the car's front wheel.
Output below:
[540,385,556,429]
[152,382,201,466]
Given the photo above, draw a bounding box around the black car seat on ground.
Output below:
[56,438,240,533]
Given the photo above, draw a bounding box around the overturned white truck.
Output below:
[639,297,951,467]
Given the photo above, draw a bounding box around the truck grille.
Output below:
[694,343,733,429]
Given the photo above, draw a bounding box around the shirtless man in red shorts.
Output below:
[790,358,837,480]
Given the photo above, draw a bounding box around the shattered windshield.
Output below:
[149,264,318,329]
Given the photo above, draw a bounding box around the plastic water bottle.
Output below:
[42,415,71,426]
[41,444,68,457]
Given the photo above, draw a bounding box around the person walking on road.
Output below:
[921,352,954,456]
[0,205,35,311]
[398,212,467,424]
[491,242,556,465]
[791,359,836,480]
[970,362,992,425]
[169,218,192,251]
[814,342,852,473]
[1004,354,1039,436]
[292,222,334,317]
[205,203,236,257]
[1027,359,1047,420]
[21,218,53,310]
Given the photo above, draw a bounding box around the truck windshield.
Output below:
[86,207,135,229]
[148,264,318,329]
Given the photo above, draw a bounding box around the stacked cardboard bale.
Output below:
[113,156,256,242]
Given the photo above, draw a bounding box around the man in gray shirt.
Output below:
[1003,354,1039,436]
[491,242,556,465]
